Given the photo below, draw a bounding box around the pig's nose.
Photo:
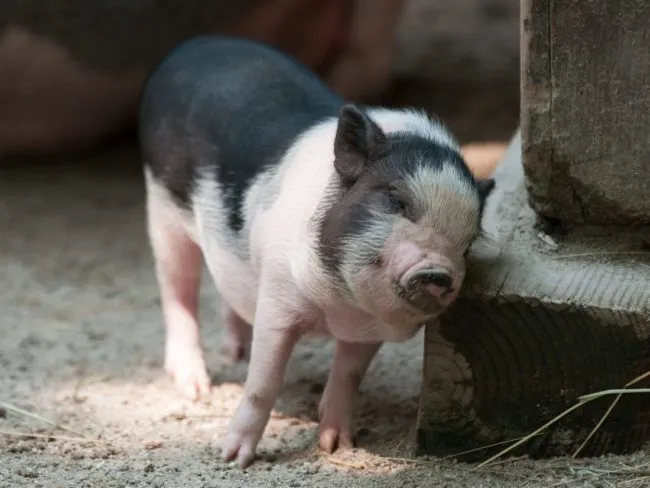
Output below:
[407,268,454,295]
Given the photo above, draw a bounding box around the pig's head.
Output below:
[317,104,494,341]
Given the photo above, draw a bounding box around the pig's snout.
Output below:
[395,265,458,315]
[385,241,460,315]
[406,267,454,297]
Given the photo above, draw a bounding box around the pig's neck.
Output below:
[319,302,383,343]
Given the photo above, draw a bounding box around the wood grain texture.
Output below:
[520,0,553,219]
[521,0,650,226]
[417,130,650,460]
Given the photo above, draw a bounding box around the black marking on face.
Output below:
[318,107,495,278]
[140,36,342,230]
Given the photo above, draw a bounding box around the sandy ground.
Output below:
[2,142,649,488]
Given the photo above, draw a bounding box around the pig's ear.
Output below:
[333,104,388,185]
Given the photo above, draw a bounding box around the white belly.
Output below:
[205,247,259,325]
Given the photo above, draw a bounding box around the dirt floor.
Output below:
[1,141,649,488]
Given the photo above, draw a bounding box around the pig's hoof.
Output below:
[318,425,355,454]
[221,434,257,468]
[164,345,211,401]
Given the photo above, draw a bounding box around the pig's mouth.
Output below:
[393,267,456,315]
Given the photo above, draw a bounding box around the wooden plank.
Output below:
[416,130,650,460]
[521,0,650,226]
[521,0,553,220]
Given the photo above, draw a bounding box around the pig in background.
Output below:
[0,0,519,159]
[140,36,495,468]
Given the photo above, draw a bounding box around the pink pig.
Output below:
[139,36,494,468]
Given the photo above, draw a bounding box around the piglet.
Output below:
[139,35,494,468]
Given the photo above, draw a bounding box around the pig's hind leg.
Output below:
[145,171,211,401]
[221,302,252,363]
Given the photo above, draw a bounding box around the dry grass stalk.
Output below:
[0,430,103,444]
[0,401,87,438]
[572,371,650,458]
[326,456,366,470]
[474,370,650,469]
[546,461,650,487]
[0,400,105,445]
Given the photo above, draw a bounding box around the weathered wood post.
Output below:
[416,0,650,460]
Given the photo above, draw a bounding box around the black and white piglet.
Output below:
[139,36,494,468]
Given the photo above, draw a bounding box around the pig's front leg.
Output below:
[318,341,382,453]
[221,294,301,468]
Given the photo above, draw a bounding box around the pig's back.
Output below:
[139,35,342,231]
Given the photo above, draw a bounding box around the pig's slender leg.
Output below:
[318,341,382,453]
[221,301,252,363]
[146,187,211,401]
[221,292,301,468]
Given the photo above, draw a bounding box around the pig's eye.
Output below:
[388,191,409,215]
[371,188,411,217]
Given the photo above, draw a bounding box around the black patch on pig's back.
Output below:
[204,109,335,231]
[139,36,341,230]
[140,123,197,210]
